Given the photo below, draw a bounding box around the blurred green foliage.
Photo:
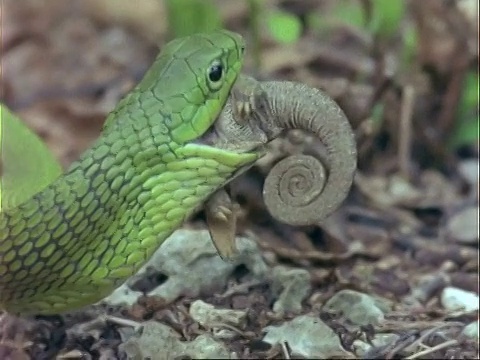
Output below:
[371,103,385,128]
[306,0,405,41]
[401,24,418,68]
[307,0,366,33]
[165,0,222,38]
[266,10,302,44]
[449,71,480,149]
[368,0,405,40]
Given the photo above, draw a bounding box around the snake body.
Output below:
[0,30,258,314]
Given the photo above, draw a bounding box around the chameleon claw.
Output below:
[216,205,232,218]
[205,188,239,261]
[213,211,228,222]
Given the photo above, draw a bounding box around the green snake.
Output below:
[0,30,357,315]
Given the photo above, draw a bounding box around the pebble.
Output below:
[462,320,479,341]
[189,299,247,328]
[353,333,400,357]
[447,206,479,244]
[323,290,392,326]
[262,315,351,358]
[119,321,233,359]
[271,265,311,314]
[458,159,479,189]
[100,283,142,307]
[441,286,479,312]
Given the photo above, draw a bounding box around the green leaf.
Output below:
[266,10,302,44]
[332,0,366,29]
[369,0,405,39]
[451,115,479,148]
[307,0,365,34]
[460,71,479,110]
[165,0,222,38]
[401,24,418,67]
[449,72,480,149]
[371,103,385,127]
[1,104,62,211]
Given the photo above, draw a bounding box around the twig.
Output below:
[216,279,264,298]
[281,341,291,360]
[403,322,463,353]
[379,319,464,333]
[205,322,249,338]
[258,240,362,263]
[104,315,141,329]
[405,339,458,359]
[385,333,419,359]
[398,84,415,180]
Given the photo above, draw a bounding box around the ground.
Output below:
[0,0,478,359]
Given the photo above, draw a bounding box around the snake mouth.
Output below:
[194,114,267,154]
[194,124,267,162]
[188,113,266,181]
[194,88,270,154]
[195,123,222,147]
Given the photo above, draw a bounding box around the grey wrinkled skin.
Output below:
[204,74,357,226]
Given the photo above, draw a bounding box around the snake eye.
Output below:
[208,61,223,83]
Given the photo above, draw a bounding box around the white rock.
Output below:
[119,321,233,359]
[458,159,479,189]
[323,290,392,326]
[447,206,479,244]
[271,265,311,314]
[353,333,400,357]
[462,320,479,340]
[100,283,142,307]
[189,299,247,328]
[457,0,479,30]
[441,286,479,312]
[262,315,351,358]
[126,229,268,304]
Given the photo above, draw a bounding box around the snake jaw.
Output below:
[195,74,271,155]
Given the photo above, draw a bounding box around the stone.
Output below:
[119,321,233,360]
[441,286,479,312]
[189,299,247,328]
[323,290,392,326]
[353,333,400,357]
[462,320,479,340]
[447,206,479,244]
[100,283,142,307]
[100,230,269,311]
[262,315,351,358]
[271,265,311,314]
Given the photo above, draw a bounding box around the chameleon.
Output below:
[0,30,357,315]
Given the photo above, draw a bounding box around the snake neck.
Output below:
[1,120,240,274]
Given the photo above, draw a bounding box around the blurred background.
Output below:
[1,0,477,168]
[0,0,478,359]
